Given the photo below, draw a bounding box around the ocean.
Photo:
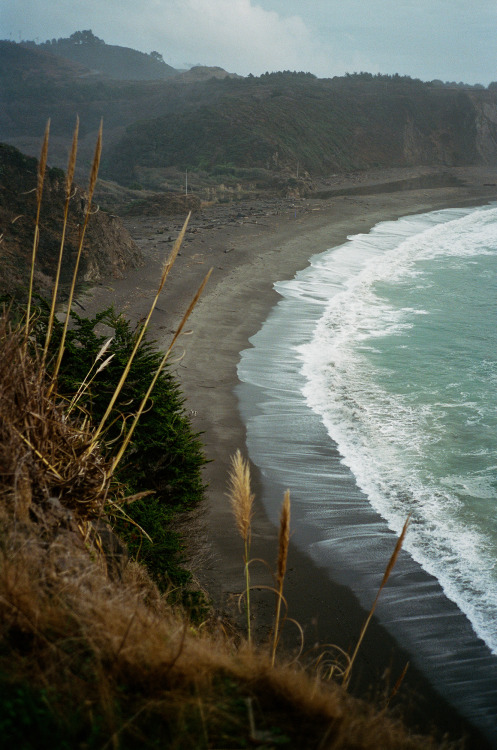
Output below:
[237,203,497,743]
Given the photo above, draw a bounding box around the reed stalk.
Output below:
[384,661,410,709]
[90,212,191,446]
[342,515,410,688]
[25,119,50,339]
[227,450,255,645]
[42,117,79,368]
[50,120,102,389]
[271,490,290,665]
[67,337,114,414]
[108,267,212,475]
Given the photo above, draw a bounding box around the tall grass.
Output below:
[227,449,254,644]
[227,449,410,691]
[42,116,79,369]
[342,515,411,689]
[272,489,290,665]
[50,119,102,388]
[25,119,50,339]
[91,211,192,446]
[108,266,212,477]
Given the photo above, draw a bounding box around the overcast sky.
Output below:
[2,0,496,84]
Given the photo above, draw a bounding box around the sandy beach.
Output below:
[80,167,497,746]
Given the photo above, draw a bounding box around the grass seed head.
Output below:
[65,116,79,197]
[227,450,254,544]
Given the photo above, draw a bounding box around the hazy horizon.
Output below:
[2,0,496,85]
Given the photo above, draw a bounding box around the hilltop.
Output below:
[22,29,178,80]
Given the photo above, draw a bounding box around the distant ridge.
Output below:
[21,29,178,81]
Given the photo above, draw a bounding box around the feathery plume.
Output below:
[227,450,254,544]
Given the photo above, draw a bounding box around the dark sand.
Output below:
[80,167,497,747]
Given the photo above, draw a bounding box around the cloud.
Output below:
[1,0,336,75]
[122,0,339,75]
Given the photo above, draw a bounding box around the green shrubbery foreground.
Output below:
[7,294,208,613]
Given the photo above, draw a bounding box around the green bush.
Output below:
[18,298,208,610]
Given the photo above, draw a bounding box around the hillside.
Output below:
[103,73,497,188]
[1,42,497,196]
[0,142,142,297]
[23,29,178,80]
[0,314,458,749]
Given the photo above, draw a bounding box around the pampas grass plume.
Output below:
[227,449,254,544]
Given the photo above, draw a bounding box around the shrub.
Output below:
[11,296,207,604]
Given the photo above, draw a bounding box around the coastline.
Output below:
[80,168,497,746]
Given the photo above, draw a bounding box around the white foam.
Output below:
[292,204,497,654]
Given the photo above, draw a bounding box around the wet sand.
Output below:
[80,167,497,746]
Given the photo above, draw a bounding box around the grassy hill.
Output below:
[103,72,497,188]
[1,42,497,195]
[0,321,460,748]
[23,29,178,80]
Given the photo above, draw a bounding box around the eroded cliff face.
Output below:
[400,92,497,168]
[473,98,497,163]
[0,143,142,297]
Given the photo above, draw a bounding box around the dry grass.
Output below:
[25,119,50,337]
[226,451,411,693]
[272,489,291,665]
[51,119,103,386]
[91,211,192,446]
[0,315,110,521]
[342,516,411,689]
[0,392,456,748]
[42,116,79,368]
[227,449,254,544]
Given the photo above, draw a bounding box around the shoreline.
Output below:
[80,168,497,746]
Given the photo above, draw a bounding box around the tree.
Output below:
[69,30,104,46]
[150,50,164,63]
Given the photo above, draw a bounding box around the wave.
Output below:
[298,205,497,655]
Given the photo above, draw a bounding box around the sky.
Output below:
[2,0,496,85]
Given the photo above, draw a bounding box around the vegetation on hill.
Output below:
[103,72,489,186]
[2,39,497,195]
[22,298,207,606]
[1,123,206,609]
[22,29,178,80]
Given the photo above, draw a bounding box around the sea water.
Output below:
[237,203,497,741]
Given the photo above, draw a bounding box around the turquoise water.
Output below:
[237,203,497,739]
[299,205,497,654]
